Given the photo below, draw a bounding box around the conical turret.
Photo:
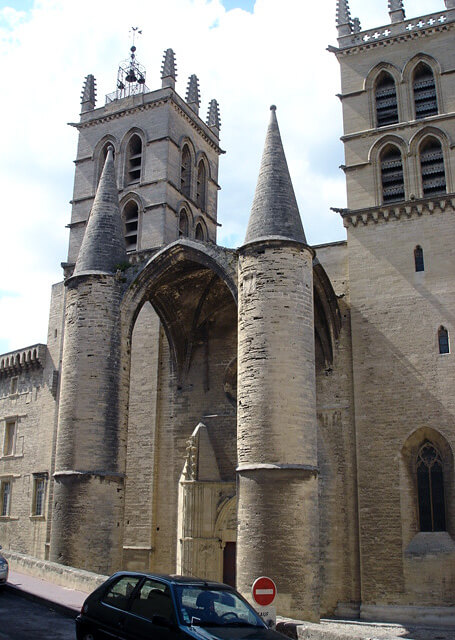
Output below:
[336,0,352,36]
[244,106,306,246]
[388,0,405,22]
[74,147,127,275]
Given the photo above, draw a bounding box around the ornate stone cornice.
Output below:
[333,193,455,228]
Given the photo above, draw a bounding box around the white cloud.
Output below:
[0,0,448,352]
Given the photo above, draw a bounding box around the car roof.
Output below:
[110,571,232,589]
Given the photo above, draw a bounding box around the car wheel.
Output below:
[81,632,96,640]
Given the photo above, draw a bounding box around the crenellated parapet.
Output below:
[0,344,46,378]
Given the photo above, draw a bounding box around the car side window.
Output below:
[101,576,141,611]
[129,579,174,622]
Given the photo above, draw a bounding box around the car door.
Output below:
[123,578,179,640]
[92,575,142,639]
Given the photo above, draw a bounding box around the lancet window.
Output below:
[417,441,446,532]
[420,138,446,198]
[414,246,424,272]
[179,209,189,237]
[413,63,438,120]
[375,72,399,127]
[195,222,205,241]
[438,326,449,355]
[196,160,207,211]
[380,146,404,204]
[181,145,192,198]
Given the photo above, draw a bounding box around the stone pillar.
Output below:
[236,240,319,621]
[49,274,127,574]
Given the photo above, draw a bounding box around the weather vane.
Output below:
[130,26,142,50]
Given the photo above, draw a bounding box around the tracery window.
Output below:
[181,145,191,198]
[125,134,142,185]
[381,146,405,204]
[438,326,449,354]
[375,72,398,127]
[420,138,446,198]
[196,160,207,211]
[179,209,189,237]
[417,441,446,532]
[414,246,424,272]
[123,201,139,252]
[413,63,438,120]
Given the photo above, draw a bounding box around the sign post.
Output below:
[252,577,277,629]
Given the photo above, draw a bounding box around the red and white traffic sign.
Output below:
[252,576,277,607]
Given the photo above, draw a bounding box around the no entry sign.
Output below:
[252,576,277,607]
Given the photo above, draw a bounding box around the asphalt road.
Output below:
[0,589,76,639]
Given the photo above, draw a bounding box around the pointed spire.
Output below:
[81,74,96,113]
[186,74,200,115]
[336,0,352,36]
[244,106,306,246]
[161,48,177,89]
[352,17,361,33]
[388,0,405,23]
[206,99,221,136]
[74,148,127,276]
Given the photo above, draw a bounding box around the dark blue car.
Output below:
[76,572,286,640]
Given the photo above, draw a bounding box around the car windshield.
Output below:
[174,585,264,627]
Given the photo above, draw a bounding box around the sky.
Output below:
[0,0,447,353]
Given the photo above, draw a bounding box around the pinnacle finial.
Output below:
[336,0,352,36]
[206,99,221,134]
[161,48,177,89]
[352,17,361,33]
[388,0,405,22]
[244,106,306,246]
[81,74,96,113]
[74,147,127,276]
[186,74,200,115]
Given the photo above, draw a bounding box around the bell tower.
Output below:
[66,44,223,273]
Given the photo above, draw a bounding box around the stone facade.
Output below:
[1,3,455,626]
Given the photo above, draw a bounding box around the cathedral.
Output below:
[1,0,455,626]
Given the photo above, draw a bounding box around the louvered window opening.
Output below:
[126,136,142,184]
[414,68,438,119]
[420,142,446,197]
[124,202,139,252]
[417,442,446,532]
[381,150,405,203]
[376,76,398,127]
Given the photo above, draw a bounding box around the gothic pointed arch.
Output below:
[196,156,208,212]
[93,135,119,187]
[365,63,401,129]
[403,54,442,119]
[120,192,144,252]
[180,138,196,200]
[194,217,207,241]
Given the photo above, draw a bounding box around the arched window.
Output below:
[413,63,438,120]
[375,72,398,127]
[196,160,207,211]
[97,143,114,183]
[417,441,446,532]
[179,209,189,237]
[420,138,446,197]
[125,134,142,185]
[438,326,449,354]
[195,222,205,241]
[181,145,191,198]
[123,201,139,251]
[380,145,404,204]
[414,245,424,272]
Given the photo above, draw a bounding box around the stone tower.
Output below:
[66,47,222,272]
[236,106,319,621]
[332,0,455,617]
[50,149,128,573]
